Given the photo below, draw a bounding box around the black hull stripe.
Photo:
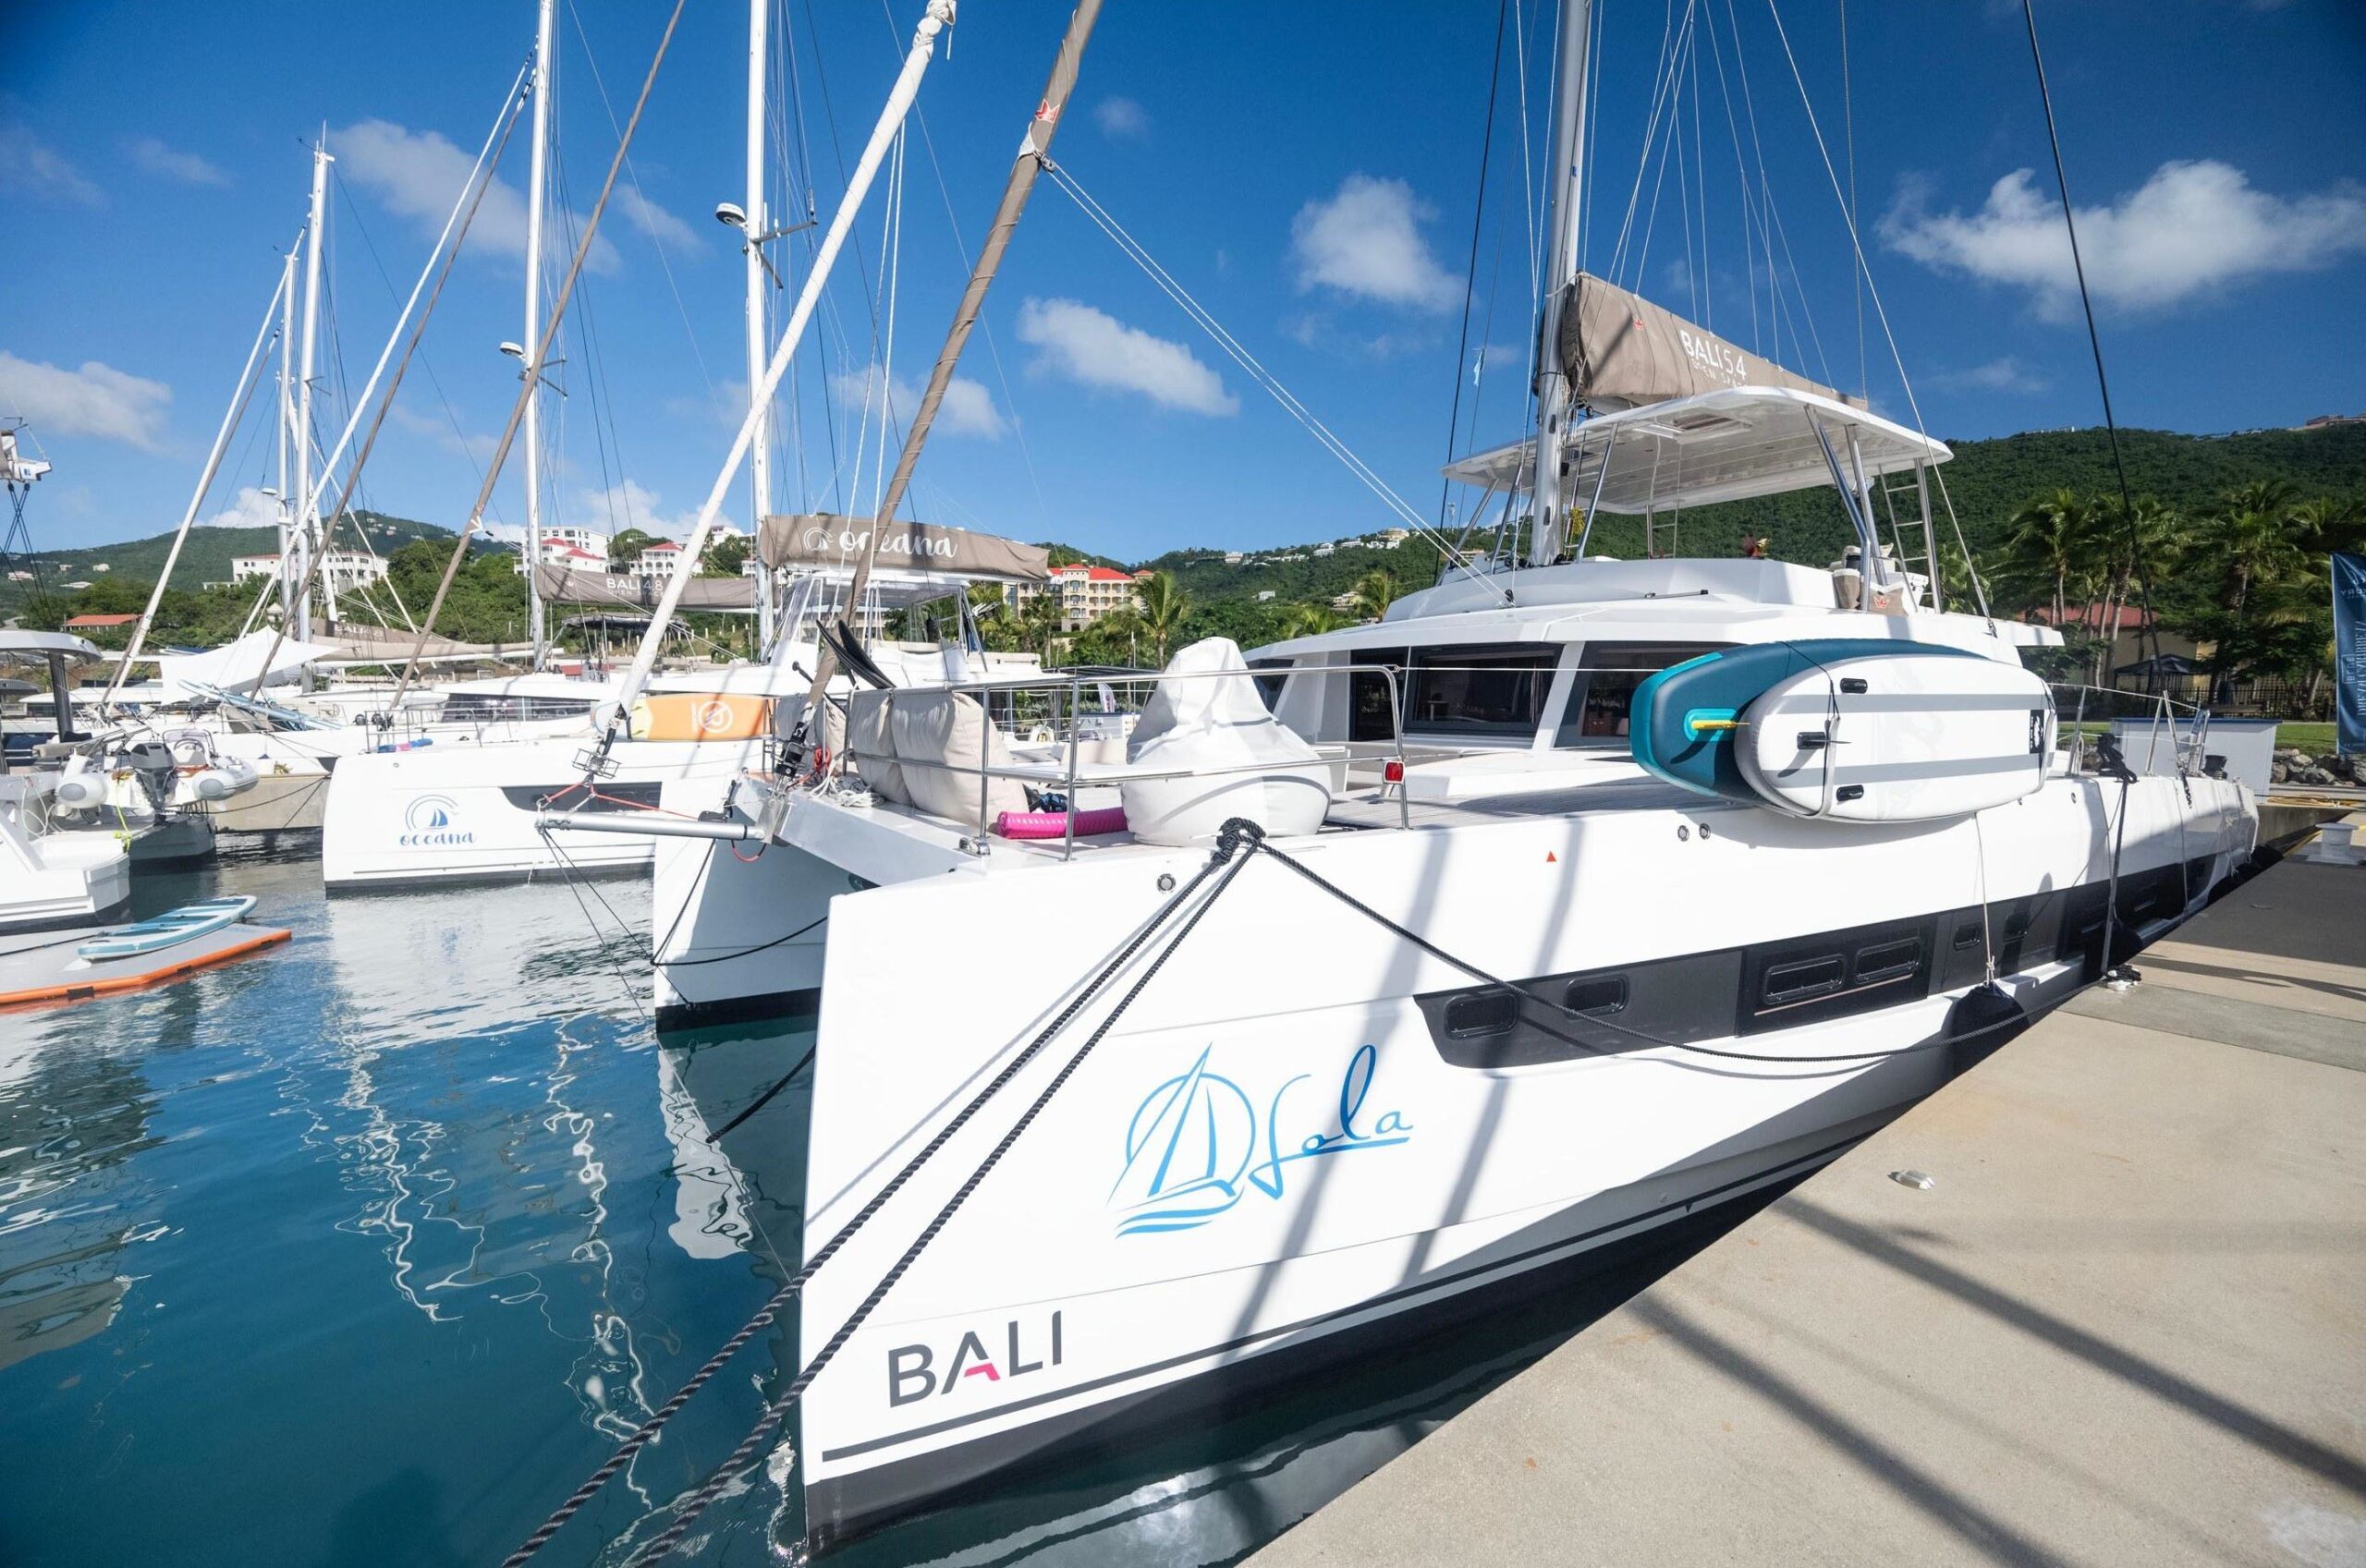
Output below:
[818,1127,1872,1463]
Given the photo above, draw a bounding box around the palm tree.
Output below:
[1999,490,2098,628]
[1132,570,1190,664]
[2292,494,2366,557]
[2091,496,2184,680]
[1018,590,1063,657]
[1350,567,1401,623]
[1280,602,1347,639]
[2201,483,2311,700]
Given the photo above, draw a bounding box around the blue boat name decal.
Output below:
[1110,1043,1412,1237]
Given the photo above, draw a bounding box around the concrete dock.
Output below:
[1252,832,2366,1567]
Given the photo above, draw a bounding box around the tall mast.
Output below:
[294,137,331,637]
[1527,0,1592,566]
[745,0,779,651]
[274,244,298,606]
[524,0,555,665]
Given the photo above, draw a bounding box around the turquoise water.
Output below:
[0,844,1739,1567]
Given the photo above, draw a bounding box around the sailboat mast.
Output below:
[1528,0,1592,566]
[294,138,331,638]
[274,244,297,605]
[524,0,555,666]
[745,0,778,652]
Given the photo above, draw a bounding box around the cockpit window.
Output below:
[1555,642,1731,746]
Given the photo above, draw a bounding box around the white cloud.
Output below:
[1289,174,1458,312]
[126,135,229,187]
[198,485,282,529]
[616,187,701,251]
[1092,97,1149,140]
[1881,160,2366,318]
[332,119,620,273]
[0,352,171,449]
[828,362,1006,439]
[576,479,699,540]
[1014,298,1237,416]
[0,125,102,206]
[1936,357,2050,395]
[388,401,496,463]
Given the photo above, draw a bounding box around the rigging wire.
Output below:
[1724,0,1786,363]
[1840,0,1866,400]
[1042,163,1484,577]
[1700,0,1761,352]
[1759,0,1994,617]
[564,0,718,405]
[1438,0,1513,529]
[2019,0,2153,650]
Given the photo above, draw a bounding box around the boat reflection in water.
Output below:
[659,1017,1768,1566]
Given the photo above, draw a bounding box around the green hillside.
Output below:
[1134,421,2366,619]
[0,509,473,613]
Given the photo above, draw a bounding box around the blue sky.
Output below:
[4,0,2362,565]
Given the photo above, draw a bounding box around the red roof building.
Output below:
[63,613,140,629]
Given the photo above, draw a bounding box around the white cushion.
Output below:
[845,690,905,803]
[890,689,1029,829]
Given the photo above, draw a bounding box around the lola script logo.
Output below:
[1109,1043,1412,1238]
[396,794,474,848]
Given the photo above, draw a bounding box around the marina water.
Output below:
[0,845,1745,1566]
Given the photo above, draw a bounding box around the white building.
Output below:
[536,526,611,561]
[518,542,609,576]
[231,551,392,592]
[627,541,687,581]
[1223,552,1244,565]
[1312,543,1335,558]
[1016,562,1148,632]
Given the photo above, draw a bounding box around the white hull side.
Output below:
[651,809,836,1029]
[790,773,2253,1544]
[0,834,133,934]
[318,736,761,888]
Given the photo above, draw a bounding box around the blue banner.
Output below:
[2336,552,2366,757]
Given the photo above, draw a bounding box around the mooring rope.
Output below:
[500,820,1260,1567]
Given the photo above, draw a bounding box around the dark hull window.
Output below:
[1421,862,2214,1071]
[1555,642,1730,747]
[1739,916,1937,1034]
[1403,643,1560,740]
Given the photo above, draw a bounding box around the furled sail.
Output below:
[758,514,1049,584]
[1558,272,1861,412]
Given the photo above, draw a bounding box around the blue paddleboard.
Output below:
[1630,639,1983,806]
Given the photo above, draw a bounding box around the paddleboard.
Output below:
[76,895,259,962]
[1633,639,2053,821]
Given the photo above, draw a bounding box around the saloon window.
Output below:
[1248,658,1291,712]
[1555,642,1730,747]
[1402,643,1561,740]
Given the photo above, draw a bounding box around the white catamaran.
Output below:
[587,3,2262,1550]
[486,1,2257,1552]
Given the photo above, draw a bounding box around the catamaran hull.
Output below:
[318,736,763,889]
[652,813,835,1029]
[789,773,2255,1550]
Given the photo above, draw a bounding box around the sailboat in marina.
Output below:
[319,0,1050,892]
[510,0,2259,1549]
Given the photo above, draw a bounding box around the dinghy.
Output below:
[76,896,259,961]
